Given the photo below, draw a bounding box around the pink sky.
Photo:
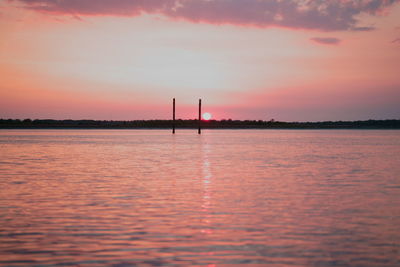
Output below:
[1,0,399,121]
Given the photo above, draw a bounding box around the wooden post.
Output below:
[198,98,201,134]
[172,98,176,134]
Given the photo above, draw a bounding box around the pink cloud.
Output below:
[9,0,400,31]
[310,37,341,45]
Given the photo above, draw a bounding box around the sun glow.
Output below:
[202,112,212,120]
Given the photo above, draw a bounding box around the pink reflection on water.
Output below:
[0,130,400,266]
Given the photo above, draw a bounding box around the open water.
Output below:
[0,129,399,266]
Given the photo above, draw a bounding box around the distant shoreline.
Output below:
[1,119,399,129]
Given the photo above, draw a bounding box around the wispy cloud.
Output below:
[311,37,341,45]
[9,0,400,31]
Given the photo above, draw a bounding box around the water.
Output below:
[0,129,399,266]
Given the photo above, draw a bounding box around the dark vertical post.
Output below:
[198,98,202,134]
[172,98,176,134]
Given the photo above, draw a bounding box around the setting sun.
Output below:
[202,112,212,120]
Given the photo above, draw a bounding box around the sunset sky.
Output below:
[1,0,399,121]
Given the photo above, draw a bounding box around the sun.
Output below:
[202,112,212,120]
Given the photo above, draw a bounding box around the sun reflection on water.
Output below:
[201,138,212,235]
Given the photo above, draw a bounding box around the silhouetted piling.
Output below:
[172,98,175,134]
[198,98,201,134]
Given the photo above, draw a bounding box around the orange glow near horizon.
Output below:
[0,2,400,121]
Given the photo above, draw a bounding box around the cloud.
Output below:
[311,37,341,45]
[9,0,400,31]
[352,26,375,31]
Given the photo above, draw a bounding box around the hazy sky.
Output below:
[1,0,399,121]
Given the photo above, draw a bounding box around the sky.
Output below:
[0,0,399,121]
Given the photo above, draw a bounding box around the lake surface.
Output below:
[0,129,399,266]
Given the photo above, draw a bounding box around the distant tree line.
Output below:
[1,119,399,129]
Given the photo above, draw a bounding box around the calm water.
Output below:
[0,129,400,266]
